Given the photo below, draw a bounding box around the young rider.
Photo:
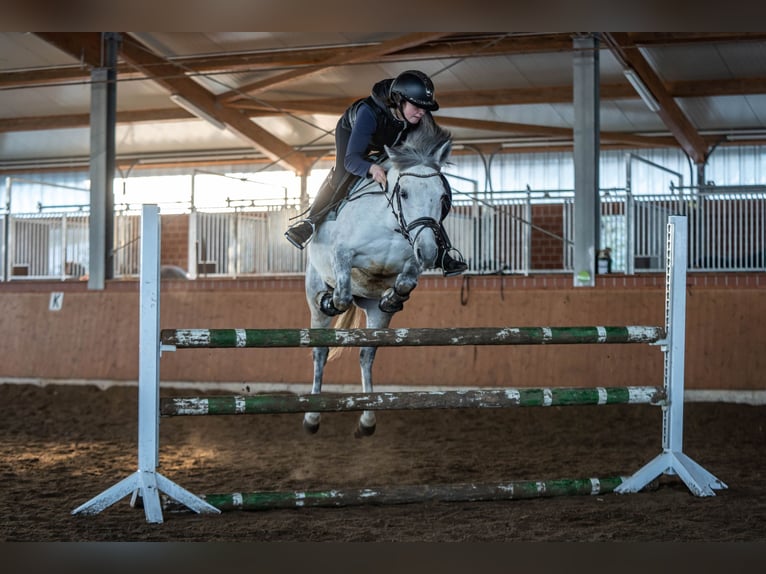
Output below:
[284,69,467,277]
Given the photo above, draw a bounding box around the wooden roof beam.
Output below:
[605,32,709,164]
[118,34,310,174]
[34,32,310,174]
[218,33,451,104]
[34,32,107,68]
[437,116,679,148]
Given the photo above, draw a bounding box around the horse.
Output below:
[302,116,453,438]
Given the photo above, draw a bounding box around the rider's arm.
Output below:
[343,104,378,179]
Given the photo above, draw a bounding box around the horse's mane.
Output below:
[388,115,452,171]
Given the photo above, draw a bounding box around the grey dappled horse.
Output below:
[303,117,453,437]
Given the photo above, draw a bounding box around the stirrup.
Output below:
[284,219,315,250]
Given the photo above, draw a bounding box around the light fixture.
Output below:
[169,94,226,130]
[623,69,660,113]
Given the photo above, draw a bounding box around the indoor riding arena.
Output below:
[1,32,766,543]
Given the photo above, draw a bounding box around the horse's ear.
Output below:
[435,139,452,167]
[384,144,397,162]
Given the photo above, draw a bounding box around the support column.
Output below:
[572,34,600,287]
[88,33,120,290]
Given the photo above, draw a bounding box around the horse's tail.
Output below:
[327,305,362,361]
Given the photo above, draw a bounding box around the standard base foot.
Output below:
[71,470,220,524]
[615,450,727,497]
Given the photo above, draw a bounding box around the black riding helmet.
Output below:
[390,70,439,111]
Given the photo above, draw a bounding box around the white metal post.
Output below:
[139,204,160,470]
[616,215,727,496]
[71,204,219,523]
[664,214,687,454]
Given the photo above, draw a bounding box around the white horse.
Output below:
[303,117,453,437]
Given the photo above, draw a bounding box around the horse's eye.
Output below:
[400,190,409,199]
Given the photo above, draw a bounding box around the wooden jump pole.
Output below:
[160,386,666,416]
[162,476,647,513]
[160,325,665,349]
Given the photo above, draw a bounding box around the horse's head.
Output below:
[385,117,453,270]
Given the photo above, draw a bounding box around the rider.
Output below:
[284,70,467,277]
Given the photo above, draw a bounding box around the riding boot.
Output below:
[285,170,340,249]
[436,223,468,277]
[441,251,468,277]
[441,250,468,277]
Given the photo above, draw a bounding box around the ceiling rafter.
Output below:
[0,83,635,135]
[227,84,638,115]
[1,33,575,90]
[625,32,766,46]
[32,32,106,68]
[436,116,680,148]
[4,64,766,103]
[218,32,452,104]
[0,107,681,148]
[669,77,766,98]
[121,34,314,174]
[0,79,716,148]
[34,32,310,174]
[6,32,762,168]
[605,32,709,164]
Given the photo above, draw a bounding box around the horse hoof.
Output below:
[378,299,403,313]
[354,423,376,438]
[303,419,320,434]
[319,292,344,317]
[379,287,409,313]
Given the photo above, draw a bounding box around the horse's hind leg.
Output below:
[303,345,328,434]
[354,343,378,438]
[303,263,332,434]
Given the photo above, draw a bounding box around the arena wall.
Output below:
[1,273,763,392]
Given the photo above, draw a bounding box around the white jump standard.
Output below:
[70,206,220,522]
[71,208,725,524]
[613,215,724,497]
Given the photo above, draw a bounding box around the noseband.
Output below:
[389,170,450,246]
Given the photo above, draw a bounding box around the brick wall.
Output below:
[159,215,189,271]
[530,204,565,269]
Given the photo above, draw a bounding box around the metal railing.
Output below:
[2,186,765,281]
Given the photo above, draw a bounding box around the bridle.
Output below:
[389,170,450,247]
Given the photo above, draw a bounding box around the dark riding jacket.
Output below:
[336,78,432,180]
[325,78,449,221]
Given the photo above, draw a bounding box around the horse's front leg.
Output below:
[317,248,355,316]
[379,256,421,313]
